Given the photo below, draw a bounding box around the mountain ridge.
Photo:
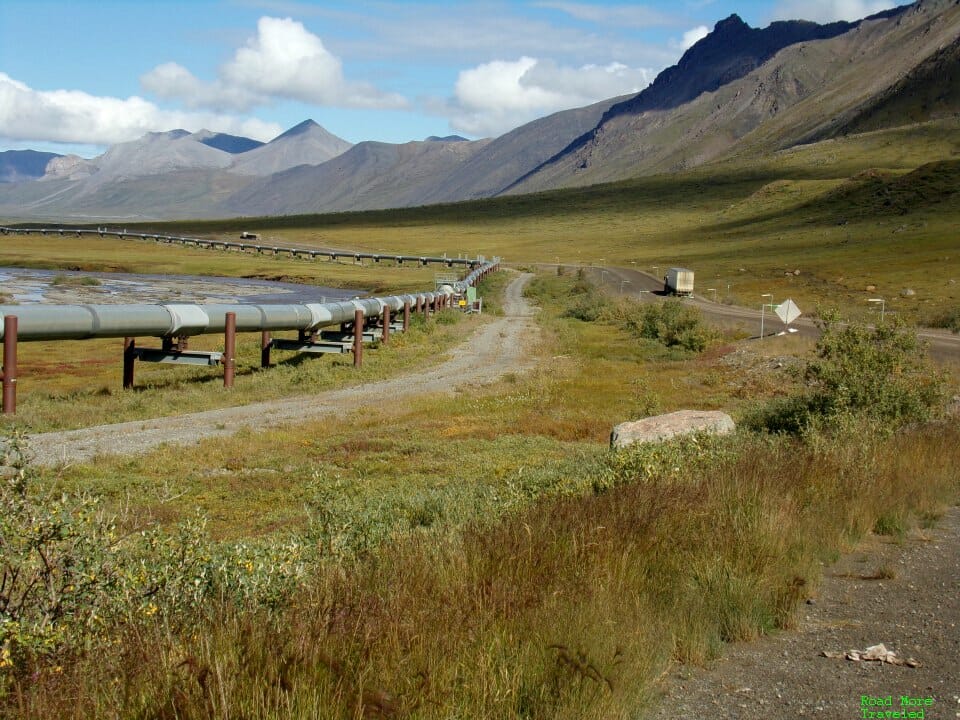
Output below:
[0,0,956,220]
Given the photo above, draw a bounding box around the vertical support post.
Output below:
[415,296,422,314]
[123,337,136,389]
[353,309,363,368]
[382,306,390,344]
[2,316,18,415]
[224,312,236,388]
[403,301,410,332]
[261,331,271,368]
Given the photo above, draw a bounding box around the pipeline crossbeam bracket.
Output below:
[320,329,382,343]
[132,348,223,366]
[270,338,352,355]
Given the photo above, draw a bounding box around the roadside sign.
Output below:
[775,299,802,325]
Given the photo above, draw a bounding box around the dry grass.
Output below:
[11,424,958,719]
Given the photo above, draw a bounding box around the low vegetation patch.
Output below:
[4,419,957,718]
[926,305,960,333]
[746,313,945,435]
[557,272,716,354]
[49,274,101,287]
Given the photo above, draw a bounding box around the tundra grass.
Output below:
[14,414,960,719]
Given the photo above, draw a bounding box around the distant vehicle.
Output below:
[239,231,260,241]
[664,267,694,296]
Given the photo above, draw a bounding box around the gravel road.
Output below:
[27,272,537,467]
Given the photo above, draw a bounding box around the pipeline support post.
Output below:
[353,309,363,368]
[224,312,236,388]
[382,306,390,344]
[403,301,410,332]
[2,315,18,415]
[261,331,271,368]
[123,337,136,389]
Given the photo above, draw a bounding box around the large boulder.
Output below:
[611,410,735,449]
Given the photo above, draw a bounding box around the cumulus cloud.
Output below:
[771,0,895,22]
[445,57,653,137]
[142,16,408,111]
[0,72,282,147]
[141,62,256,112]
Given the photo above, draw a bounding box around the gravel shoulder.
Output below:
[28,272,538,467]
[653,506,960,719]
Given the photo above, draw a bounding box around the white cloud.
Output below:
[141,62,256,112]
[142,16,408,111]
[0,72,282,147]
[680,26,710,50]
[771,0,894,23]
[445,57,653,137]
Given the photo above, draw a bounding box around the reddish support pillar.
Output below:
[123,337,136,389]
[353,309,364,367]
[415,296,422,314]
[261,331,271,368]
[2,315,18,415]
[224,312,236,388]
[403,301,410,332]
[382,306,391,344]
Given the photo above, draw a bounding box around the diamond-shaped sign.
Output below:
[775,299,802,325]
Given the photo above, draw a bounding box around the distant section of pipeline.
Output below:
[0,226,483,268]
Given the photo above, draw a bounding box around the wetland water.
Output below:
[0,267,357,305]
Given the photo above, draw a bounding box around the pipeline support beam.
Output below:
[123,337,136,389]
[2,316,17,415]
[353,309,363,368]
[224,312,236,388]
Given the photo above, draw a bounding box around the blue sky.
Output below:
[0,0,902,158]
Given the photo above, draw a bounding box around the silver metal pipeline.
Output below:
[0,261,500,342]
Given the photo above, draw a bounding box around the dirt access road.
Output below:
[27,272,537,467]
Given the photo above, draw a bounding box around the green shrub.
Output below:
[0,433,308,679]
[561,281,608,321]
[748,317,945,435]
[608,299,716,352]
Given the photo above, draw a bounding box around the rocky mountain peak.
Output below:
[274,119,321,141]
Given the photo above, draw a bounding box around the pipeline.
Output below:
[0,259,501,412]
[0,226,483,268]
[0,261,498,342]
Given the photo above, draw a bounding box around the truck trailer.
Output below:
[664,267,694,296]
